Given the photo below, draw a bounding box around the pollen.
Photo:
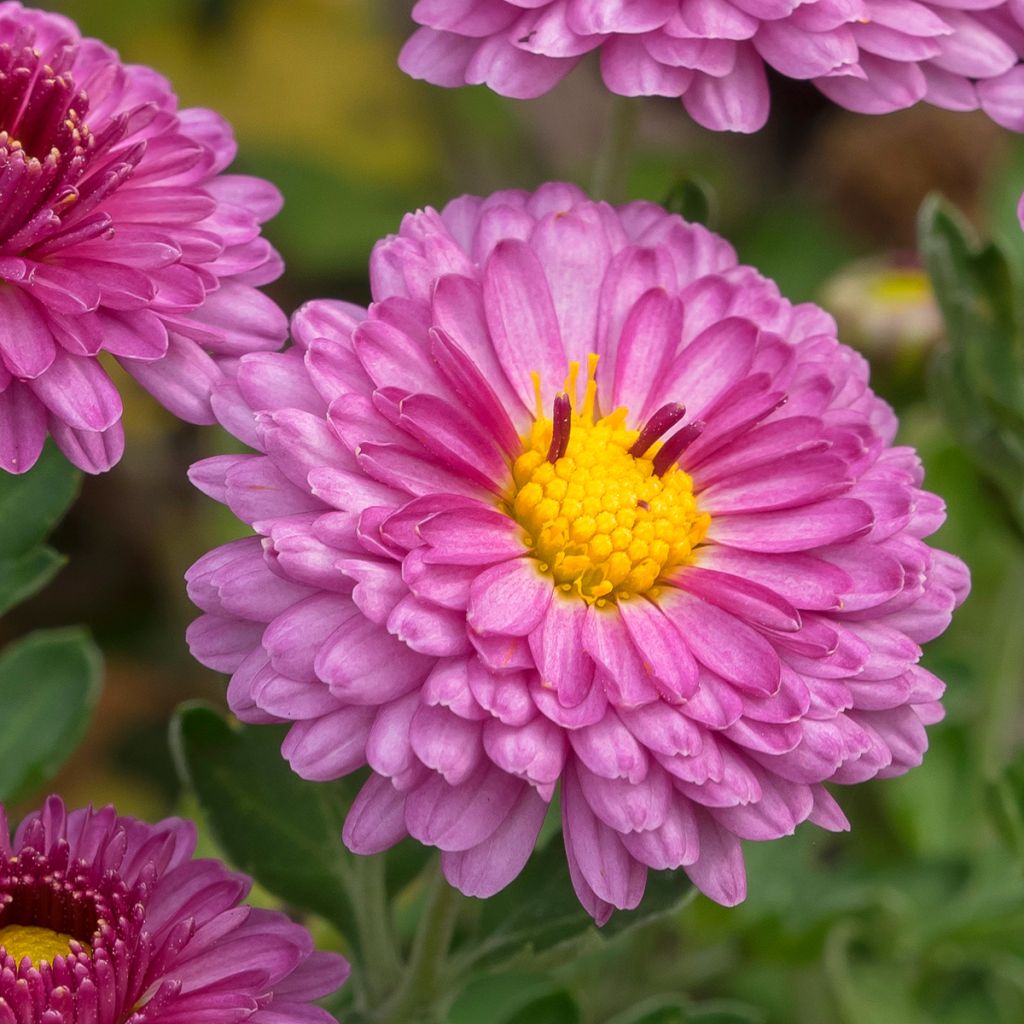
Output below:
[506,356,709,605]
[0,923,87,965]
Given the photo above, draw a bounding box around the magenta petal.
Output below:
[683,46,770,133]
[706,498,875,552]
[410,704,484,784]
[465,33,580,98]
[674,565,801,631]
[621,796,700,869]
[29,349,122,430]
[405,761,522,852]
[399,26,479,87]
[582,607,660,707]
[121,333,223,425]
[483,714,566,792]
[659,590,781,695]
[618,599,700,701]
[562,762,646,909]
[0,384,47,474]
[442,786,547,898]
[343,774,409,854]
[483,238,567,410]
[50,418,123,474]
[467,558,553,637]
[529,598,595,707]
[578,761,672,833]
[281,706,375,782]
[683,809,747,906]
[0,288,57,379]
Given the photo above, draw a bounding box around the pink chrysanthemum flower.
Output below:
[0,2,287,474]
[0,795,348,1023]
[186,183,969,919]
[399,0,1024,133]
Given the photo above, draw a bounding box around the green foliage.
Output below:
[663,177,718,230]
[466,833,693,970]
[0,628,102,801]
[919,194,1024,535]
[171,704,358,939]
[0,445,101,801]
[0,443,79,614]
[448,973,581,1024]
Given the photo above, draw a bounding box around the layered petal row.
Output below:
[399,0,1024,133]
[187,183,969,919]
[0,2,287,473]
[0,796,348,1022]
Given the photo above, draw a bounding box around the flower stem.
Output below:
[349,854,404,1009]
[979,551,1024,780]
[590,94,639,203]
[375,859,463,1024]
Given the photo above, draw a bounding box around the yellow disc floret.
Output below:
[506,356,709,605]
[0,923,87,964]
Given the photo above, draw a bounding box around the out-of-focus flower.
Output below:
[399,0,1024,134]
[0,795,348,1022]
[0,2,287,475]
[822,256,943,361]
[187,183,969,920]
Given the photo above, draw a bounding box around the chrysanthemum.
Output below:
[187,183,969,919]
[0,2,287,474]
[0,795,348,1022]
[399,0,1024,133]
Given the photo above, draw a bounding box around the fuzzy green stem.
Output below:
[979,551,1024,780]
[376,860,462,1024]
[590,94,639,203]
[349,855,404,1009]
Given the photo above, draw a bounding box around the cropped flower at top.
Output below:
[399,0,1024,133]
[0,2,287,474]
[186,184,969,920]
[0,796,348,1023]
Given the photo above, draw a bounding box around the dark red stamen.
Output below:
[629,402,686,457]
[652,419,705,476]
[546,392,571,463]
[0,40,135,255]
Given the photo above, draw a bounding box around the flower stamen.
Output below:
[652,419,705,476]
[546,392,571,463]
[509,356,709,604]
[629,402,687,458]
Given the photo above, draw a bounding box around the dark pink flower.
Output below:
[187,183,969,919]
[0,2,287,474]
[0,796,348,1022]
[399,0,1024,133]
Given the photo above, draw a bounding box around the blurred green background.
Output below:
[5,1,1024,1021]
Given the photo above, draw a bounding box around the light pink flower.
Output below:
[0,795,348,1023]
[187,183,969,919]
[0,2,287,474]
[399,0,1024,133]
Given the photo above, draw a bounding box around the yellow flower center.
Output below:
[506,356,709,605]
[0,923,86,964]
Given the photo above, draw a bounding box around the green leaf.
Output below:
[919,194,1024,534]
[447,973,565,1024]
[0,628,103,801]
[171,704,358,940]
[606,996,690,1024]
[0,546,65,616]
[663,177,717,230]
[465,833,693,969]
[606,997,767,1024]
[0,443,80,556]
[506,991,580,1024]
